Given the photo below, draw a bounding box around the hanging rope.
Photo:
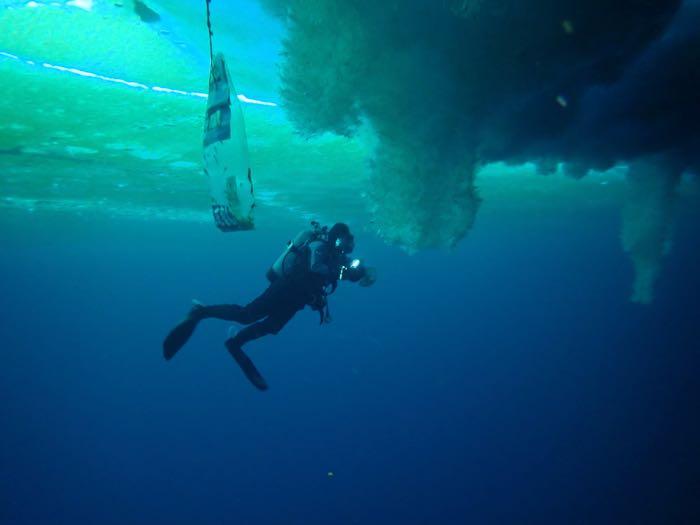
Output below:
[205,0,214,62]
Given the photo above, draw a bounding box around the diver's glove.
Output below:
[358,266,377,287]
[339,258,377,286]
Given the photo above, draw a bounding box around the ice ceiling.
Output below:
[0,0,698,303]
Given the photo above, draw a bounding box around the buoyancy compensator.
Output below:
[266,221,328,282]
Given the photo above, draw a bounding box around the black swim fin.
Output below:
[163,318,199,360]
[163,302,205,360]
[226,342,268,391]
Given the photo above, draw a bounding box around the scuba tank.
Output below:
[266,221,327,282]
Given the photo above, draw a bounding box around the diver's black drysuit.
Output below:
[163,223,373,390]
[192,273,325,349]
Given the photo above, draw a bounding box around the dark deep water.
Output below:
[1,204,699,525]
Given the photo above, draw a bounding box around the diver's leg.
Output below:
[224,306,301,391]
[192,304,246,321]
[163,281,293,361]
[163,302,249,360]
[197,279,292,324]
[227,299,302,346]
[225,321,271,390]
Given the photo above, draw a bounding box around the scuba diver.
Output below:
[163,222,376,390]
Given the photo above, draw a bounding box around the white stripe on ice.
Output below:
[1,49,277,106]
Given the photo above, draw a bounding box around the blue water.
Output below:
[2,206,699,524]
